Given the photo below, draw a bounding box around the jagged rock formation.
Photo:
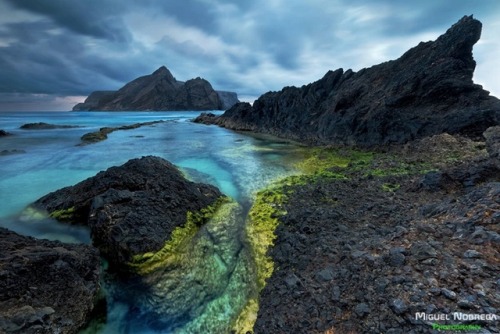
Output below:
[32,156,224,268]
[196,16,500,147]
[73,66,239,111]
[0,227,100,334]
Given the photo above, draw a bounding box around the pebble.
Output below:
[441,288,457,300]
[354,303,370,317]
[316,267,334,282]
[463,249,481,258]
[390,299,408,315]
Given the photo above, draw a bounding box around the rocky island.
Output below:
[73,66,239,111]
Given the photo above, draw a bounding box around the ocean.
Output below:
[0,110,305,333]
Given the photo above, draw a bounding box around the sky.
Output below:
[0,0,499,111]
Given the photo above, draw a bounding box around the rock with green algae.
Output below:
[107,200,259,333]
[32,156,224,268]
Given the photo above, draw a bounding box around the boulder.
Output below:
[484,126,500,168]
[32,156,224,268]
[0,227,100,334]
[197,16,500,147]
[73,66,239,111]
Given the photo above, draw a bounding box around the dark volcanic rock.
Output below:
[0,227,100,334]
[33,156,223,267]
[0,130,11,137]
[199,16,500,147]
[20,122,80,130]
[73,66,239,111]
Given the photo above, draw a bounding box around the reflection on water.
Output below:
[0,111,306,333]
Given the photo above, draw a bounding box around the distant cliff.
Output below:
[73,66,239,111]
[196,16,500,147]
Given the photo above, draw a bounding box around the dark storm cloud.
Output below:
[4,0,130,42]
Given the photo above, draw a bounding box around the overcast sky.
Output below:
[0,0,499,111]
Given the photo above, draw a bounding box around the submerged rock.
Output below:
[20,122,80,130]
[0,227,100,334]
[79,120,165,144]
[73,66,239,111]
[197,16,500,147]
[32,156,224,268]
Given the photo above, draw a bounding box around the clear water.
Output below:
[0,111,305,333]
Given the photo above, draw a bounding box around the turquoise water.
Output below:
[0,111,304,333]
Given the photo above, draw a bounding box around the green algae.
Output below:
[128,196,230,275]
[294,147,373,177]
[246,185,288,291]
[232,298,259,333]
[49,206,75,221]
[382,183,401,192]
[20,206,49,220]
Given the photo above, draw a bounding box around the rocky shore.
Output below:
[0,228,100,334]
[252,130,499,333]
[1,14,499,334]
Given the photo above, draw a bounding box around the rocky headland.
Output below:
[0,228,100,334]
[73,66,239,111]
[195,16,500,147]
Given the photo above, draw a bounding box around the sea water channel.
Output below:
[0,111,306,333]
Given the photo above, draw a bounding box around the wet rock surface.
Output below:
[196,16,500,147]
[253,133,500,333]
[0,130,11,137]
[33,156,223,267]
[0,227,100,334]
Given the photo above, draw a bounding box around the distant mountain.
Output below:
[196,16,500,147]
[73,66,239,111]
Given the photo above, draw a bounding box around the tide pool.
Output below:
[0,111,305,333]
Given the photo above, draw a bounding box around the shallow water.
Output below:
[0,111,305,333]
